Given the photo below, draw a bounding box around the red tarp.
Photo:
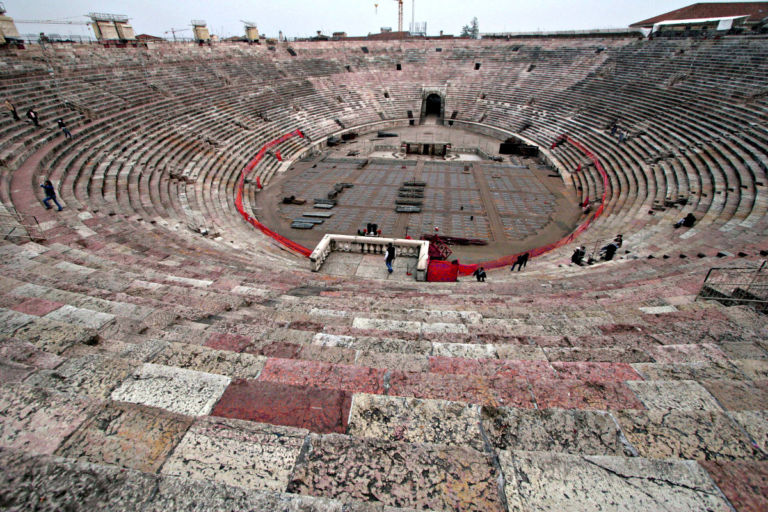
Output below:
[427,260,460,282]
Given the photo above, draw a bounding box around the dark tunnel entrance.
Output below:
[421,93,444,124]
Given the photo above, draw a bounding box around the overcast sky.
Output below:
[8,1,707,39]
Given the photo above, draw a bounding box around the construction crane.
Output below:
[164,27,190,41]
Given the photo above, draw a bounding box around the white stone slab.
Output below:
[431,342,496,359]
[44,305,115,330]
[53,261,96,275]
[110,363,231,417]
[312,333,356,348]
[639,305,678,315]
[500,450,731,512]
[353,317,422,333]
[161,417,307,491]
[421,322,469,334]
[309,308,348,318]
[165,276,213,288]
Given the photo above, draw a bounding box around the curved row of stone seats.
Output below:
[1,38,761,273]
[0,234,766,509]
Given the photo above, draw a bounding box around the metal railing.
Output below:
[0,211,44,243]
[697,260,768,309]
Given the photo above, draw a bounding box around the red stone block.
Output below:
[531,379,645,410]
[211,379,352,434]
[551,361,642,382]
[259,358,386,395]
[429,356,555,380]
[700,460,768,512]
[387,371,535,408]
[11,298,64,317]
[204,332,251,352]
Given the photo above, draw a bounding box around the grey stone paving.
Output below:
[161,417,307,492]
[482,407,633,456]
[347,394,484,450]
[500,450,731,511]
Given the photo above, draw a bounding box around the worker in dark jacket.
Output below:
[41,179,62,211]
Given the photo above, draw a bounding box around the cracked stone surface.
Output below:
[161,417,306,491]
[0,448,360,511]
[701,460,768,512]
[211,379,352,434]
[616,410,764,461]
[288,434,504,511]
[728,410,768,453]
[500,450,731,511]
[701,379,768,410]
[627,380,722,411]
[0,337,64,370]
[55,401,192,472]
[11,318,99,354]
[0,385,97,455]
[150,341,267,379]
[481,406,632,456]
[110,363,231,416]
[347,393,484,450]
[24,354,138,399]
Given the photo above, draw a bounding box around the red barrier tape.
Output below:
[235,129,313,257]
[457,135,609,275]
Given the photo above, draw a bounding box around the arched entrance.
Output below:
[420,93,444,125]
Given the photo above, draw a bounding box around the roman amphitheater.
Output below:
[0,6,766,511]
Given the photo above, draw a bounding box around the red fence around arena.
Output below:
[235,128,313,257]
[237,131,608,275]
[456,134,609,275]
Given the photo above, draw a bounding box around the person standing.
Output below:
[384,242,396,274]
[41,179,63,211]
[26,109,39,127]
[473,267,487,282]
[571,246,586,266]
[4,99,19,121]
[57,118,72,139]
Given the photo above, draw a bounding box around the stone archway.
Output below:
[419,91,445,125]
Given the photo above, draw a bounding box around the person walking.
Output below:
[26,109,39,127]
[384,242,396,274]
[41,179,63,211]
[510,252,529,272]
[4,99,19,121]
[473,267,487,282]
[57,118,72,139]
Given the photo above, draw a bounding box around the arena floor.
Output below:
[259,126,581,263]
